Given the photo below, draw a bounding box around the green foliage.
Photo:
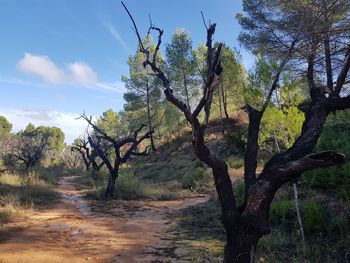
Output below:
[0,116,13,169]
[165,29,200,110]
[209,45,246,119]
[304,115,350,200]
[224,133,246,154]
[0,116,12,135]
[95,109,125,138]
[194,160,205,168]
[180,167,211,191]
[80,168,177,201]
[328,215,348,235]
[243,55,276,109]
[226,158,244,169]
[257,72,305,152]
[260,105,304,151]
[269,198,294,225]
[162,100,185,139]
[302,201,326,234]
[122,38,163,138]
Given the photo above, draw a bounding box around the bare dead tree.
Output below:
[80,113,153,197]
[71,138,91,171]
[122,3,350,262]
[72,136,109,179]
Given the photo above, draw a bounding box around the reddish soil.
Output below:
[0,176,208,263]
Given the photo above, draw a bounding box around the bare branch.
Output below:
[274,151,345,179]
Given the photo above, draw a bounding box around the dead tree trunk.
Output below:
[81,114,153,198]
[122,3,350,261]
[105,165,119,197]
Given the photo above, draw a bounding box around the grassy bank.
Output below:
[0,166,68,236]
[73,167,184,201]
[169,182,350,262]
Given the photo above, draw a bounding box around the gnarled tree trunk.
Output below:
[105,168,119,197]
[121,4,350,261]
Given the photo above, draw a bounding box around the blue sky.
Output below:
[0,0,250,143]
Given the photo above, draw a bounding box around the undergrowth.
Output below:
[170,186,350,262]
[75,167,180,200]
[0,166,63,238]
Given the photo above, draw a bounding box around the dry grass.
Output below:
[0,168,61,227]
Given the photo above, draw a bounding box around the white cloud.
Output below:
[0,108,91,144]
[102,20,131,53]
[15,53,125,93]
[17,53,65,84]
[68,62,97,85]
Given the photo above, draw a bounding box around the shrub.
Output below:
[226,158,244,169]
[85,168,177,200]
[0,208,12,224]
[327,215,348,235]
[180,167,212,191]
[224,132,246,154]
[303,120,350,200]
[302,201,326,234]
[195,160,205,168]
[270,198,294,225]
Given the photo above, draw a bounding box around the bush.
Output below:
[180,167,212,191]
[224,132,246,154]
[0,207,12,224]
[327,215,348,235]
[84,168,177,201]
[302,200,326,234]
[303,120,350,200]
[270,198,294,225]
[226,158,244,169]
[0,171,58,208]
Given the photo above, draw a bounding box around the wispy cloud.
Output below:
[102,20,132,54]
[0,75,50,88]
[14,53,126,93]
[0,108,91,144]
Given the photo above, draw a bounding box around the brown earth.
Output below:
[0,176,208,263]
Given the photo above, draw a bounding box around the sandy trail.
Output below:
[0,176,208,263]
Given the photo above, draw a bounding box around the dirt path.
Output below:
[0,176,208,263]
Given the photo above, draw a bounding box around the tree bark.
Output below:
[105,168,119,197]
[244,106,262,201]
[182,72,191,112]
[224,225,260,263]
[120,8,350,262]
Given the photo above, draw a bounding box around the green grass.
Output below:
[168,188,349,262]
[303,121,350,201]
[76,167,179,201]
[270,197,294,226]
[226,158,244,169]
